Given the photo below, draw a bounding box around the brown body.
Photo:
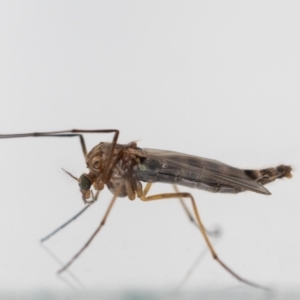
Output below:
[84,141,292,200]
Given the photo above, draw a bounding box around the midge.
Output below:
[0,129,292,289]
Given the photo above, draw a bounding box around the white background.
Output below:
[0,0,299,295]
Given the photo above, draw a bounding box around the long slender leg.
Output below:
[36,134,88,159]
[146,183,219,236]
[145,183,205,231]
[143,182,152,197]
[0,129,119,169]
[41,192,100,243]
[172,185,221,288]
[173,185,195,223]
[0,132,88,160]
[140,191,268,290]
[173,185,220,237]
[40,205,91,243]
[57,182,123,274]
[0,129,120,237]
[172,184,220,288]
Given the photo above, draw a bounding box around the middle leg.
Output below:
[140,190,267,290]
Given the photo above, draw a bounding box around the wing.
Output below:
[129,148,270,195]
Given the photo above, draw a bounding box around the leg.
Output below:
[0,129,120,238]
[40,191,100,243]
[57,181,124,274]
[140,191,267,290]
[144,183,220,237]
[40,204,91,243]
[0,132,88,160]
[0,129,119,165]
[173,185,220,237]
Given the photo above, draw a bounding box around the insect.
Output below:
[0,129,292,290]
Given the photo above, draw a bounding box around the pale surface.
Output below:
[0,0,299,296]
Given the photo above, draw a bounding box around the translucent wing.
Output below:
[129,148,270,195]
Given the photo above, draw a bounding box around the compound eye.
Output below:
[79,174,92,190]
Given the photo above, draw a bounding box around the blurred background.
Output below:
[0,1,299,299]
